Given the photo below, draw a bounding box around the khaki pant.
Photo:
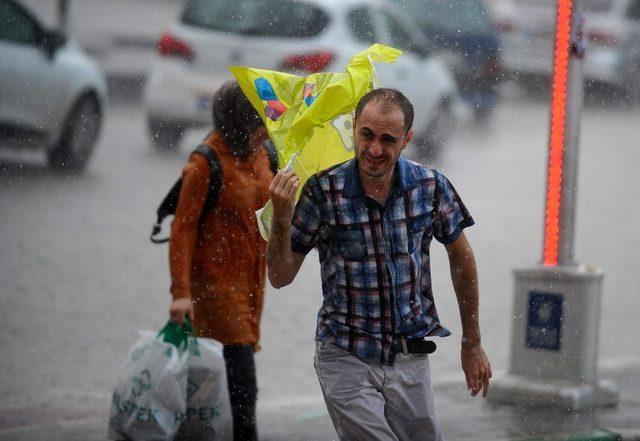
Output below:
[314,341,443,441]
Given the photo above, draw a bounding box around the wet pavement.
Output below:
[2,1,640,439]
[2,93,639,440]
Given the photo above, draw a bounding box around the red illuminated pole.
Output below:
[489,0,618,410]
[543,0,585,267]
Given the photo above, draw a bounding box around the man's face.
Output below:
[353,100,413,180]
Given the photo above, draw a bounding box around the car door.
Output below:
[0,0,61,135]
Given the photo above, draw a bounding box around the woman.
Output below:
[168,81,273,441]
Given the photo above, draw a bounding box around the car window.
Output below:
[0,0,40,45]
[627,0,640,19]
[348,7,377,44]
[182,0,329,38]
[392,0,493,35]
[381,11,414,53]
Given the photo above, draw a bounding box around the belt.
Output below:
[399,336,437,355]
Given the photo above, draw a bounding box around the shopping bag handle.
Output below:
[158,318,195,350]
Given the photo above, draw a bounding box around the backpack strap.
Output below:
[150,144,222,244]
[192,144,222,217]
[151,178,183,243]
[262,139,279,174]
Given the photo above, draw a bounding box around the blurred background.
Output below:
[1,0,639,439]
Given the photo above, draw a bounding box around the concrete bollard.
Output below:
[489,265,618,410]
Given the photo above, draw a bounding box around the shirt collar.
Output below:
[343,156,418,199]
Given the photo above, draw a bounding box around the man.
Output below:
[169,81,275,441]
[266,88,491,440]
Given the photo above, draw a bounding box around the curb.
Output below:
[615,429,640,441]
[0,417,106,441]
[507,428,640,441]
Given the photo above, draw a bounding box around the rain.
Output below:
[1,0,639,440]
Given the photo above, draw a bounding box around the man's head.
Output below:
[355,88,414,134]
[353,89,414,180]
[213,81,267,158]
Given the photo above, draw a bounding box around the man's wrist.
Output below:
[461,336,481,349]
[271,217,291,231]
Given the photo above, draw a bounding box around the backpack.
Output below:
[150,140,278,244]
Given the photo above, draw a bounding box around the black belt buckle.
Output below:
[401,337,437,355]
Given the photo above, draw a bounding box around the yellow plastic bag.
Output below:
[230,44,402,240]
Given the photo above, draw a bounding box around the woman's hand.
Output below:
[169,298,194,324]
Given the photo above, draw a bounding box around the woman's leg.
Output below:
[223,344,258,441]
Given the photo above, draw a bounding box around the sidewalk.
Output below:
[1,358,640,440]
[260,357,640,441]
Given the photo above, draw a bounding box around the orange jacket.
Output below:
[169,131,274,350]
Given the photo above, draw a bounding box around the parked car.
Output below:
[144,0,458,154]
[0,0,107,171]
[390,0,503,119]
[488,0,640,102]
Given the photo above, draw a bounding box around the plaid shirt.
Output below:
[291,157,474,365]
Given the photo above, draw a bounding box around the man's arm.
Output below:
[266,169,305,288]
[444,231,492,398]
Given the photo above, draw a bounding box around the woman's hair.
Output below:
[212,81,264,158]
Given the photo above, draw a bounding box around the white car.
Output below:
[488,0,640,102]
[144,0,458,154]
[0,0,107,171]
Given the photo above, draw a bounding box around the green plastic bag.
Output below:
[108,320,232,440]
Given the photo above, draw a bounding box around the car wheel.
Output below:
[417,99,454,157]
[48,94,101,172]
[148,118,184,150]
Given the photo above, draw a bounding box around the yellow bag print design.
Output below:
[230,44,402,240]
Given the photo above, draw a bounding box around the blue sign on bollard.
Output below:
[526,292,563,351]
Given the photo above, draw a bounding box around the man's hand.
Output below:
[461,343,492,398]
[269,168,299,224]
[169,297,194,324]
[266,168,305,288]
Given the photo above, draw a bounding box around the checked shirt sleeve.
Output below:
[290,178,323,255]
[432,171,475,244]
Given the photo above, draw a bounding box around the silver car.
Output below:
[489,0,640,102]
[144,0,458,153]
[0,0,107,171]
